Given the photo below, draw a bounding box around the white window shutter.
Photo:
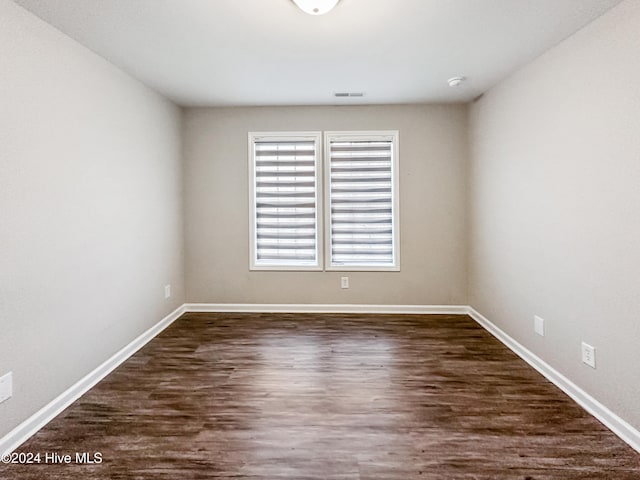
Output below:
[250,133,322,269]
[326,132,399,269]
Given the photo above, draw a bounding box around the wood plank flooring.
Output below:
[2,313,638,479]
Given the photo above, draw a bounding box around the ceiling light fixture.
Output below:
[292,0,340,15]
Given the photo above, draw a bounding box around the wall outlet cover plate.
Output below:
[534,315,545,336]
[581,342,596,368]
[0,372,13,404]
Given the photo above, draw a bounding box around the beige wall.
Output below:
[468,0,640,430]
[0,1,184,437]
[183,105,468,305]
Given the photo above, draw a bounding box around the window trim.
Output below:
[323,130,400,272]
[248,131,324,271]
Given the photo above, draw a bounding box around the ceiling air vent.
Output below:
[334,92,364,97]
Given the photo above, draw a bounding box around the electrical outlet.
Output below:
[0,372,13,404]
[164,284,171,299]
[341,277,349,289]
[534,315,545,336]
[581,342,596,368]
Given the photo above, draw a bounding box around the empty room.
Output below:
[1,0,639,478]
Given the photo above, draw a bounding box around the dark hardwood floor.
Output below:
[2,313,638,479]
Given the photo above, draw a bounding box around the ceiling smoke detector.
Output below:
[447,76,466,87]
[292,0,340,15]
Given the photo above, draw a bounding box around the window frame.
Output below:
[323,130,400,272]
[248,131,324,271]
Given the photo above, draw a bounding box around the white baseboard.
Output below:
[0,304,186,456]
[466,306,640,454]
[184,303,468,315]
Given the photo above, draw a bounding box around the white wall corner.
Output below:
[465,306,640,454]
[0,304,186,456]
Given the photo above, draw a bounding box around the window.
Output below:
[249,132,322,270]
[325,131,399,270]
[249,130,399,271]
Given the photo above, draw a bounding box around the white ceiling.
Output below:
[14,0,622,106]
